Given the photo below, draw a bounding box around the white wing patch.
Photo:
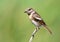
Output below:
[35,17,42,20]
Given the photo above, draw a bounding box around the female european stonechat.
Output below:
[24,8,52,42]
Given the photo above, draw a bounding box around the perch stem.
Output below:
[29,27,39,42]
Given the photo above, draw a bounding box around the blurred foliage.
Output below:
[0,0,60,42]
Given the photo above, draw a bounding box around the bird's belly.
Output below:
[31,20,41,27]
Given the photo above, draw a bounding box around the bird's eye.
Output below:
[28,9,31,11]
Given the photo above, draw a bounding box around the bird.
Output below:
[24,8,52,42]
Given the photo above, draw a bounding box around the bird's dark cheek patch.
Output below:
[28,13,30,15]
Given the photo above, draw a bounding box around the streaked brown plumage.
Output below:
[24,8,52,42]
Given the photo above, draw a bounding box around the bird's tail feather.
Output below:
[43,25,52,34]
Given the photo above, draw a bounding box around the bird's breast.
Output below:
[29,14,33,20]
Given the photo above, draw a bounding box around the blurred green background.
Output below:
[0,0,60,42]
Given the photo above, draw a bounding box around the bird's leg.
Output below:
[29,27,39,42]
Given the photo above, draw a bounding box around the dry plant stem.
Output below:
[29,27,39,42]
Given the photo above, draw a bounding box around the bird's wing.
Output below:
[33,14,46,25]
[33,14,42,21]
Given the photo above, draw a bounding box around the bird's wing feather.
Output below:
[33,14,42,21]
[33,14,46,25]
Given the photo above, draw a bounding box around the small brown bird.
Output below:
[24,8,52,42]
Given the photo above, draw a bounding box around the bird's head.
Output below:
[24,8,35,15]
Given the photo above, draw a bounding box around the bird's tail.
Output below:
[43,25,52,34]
